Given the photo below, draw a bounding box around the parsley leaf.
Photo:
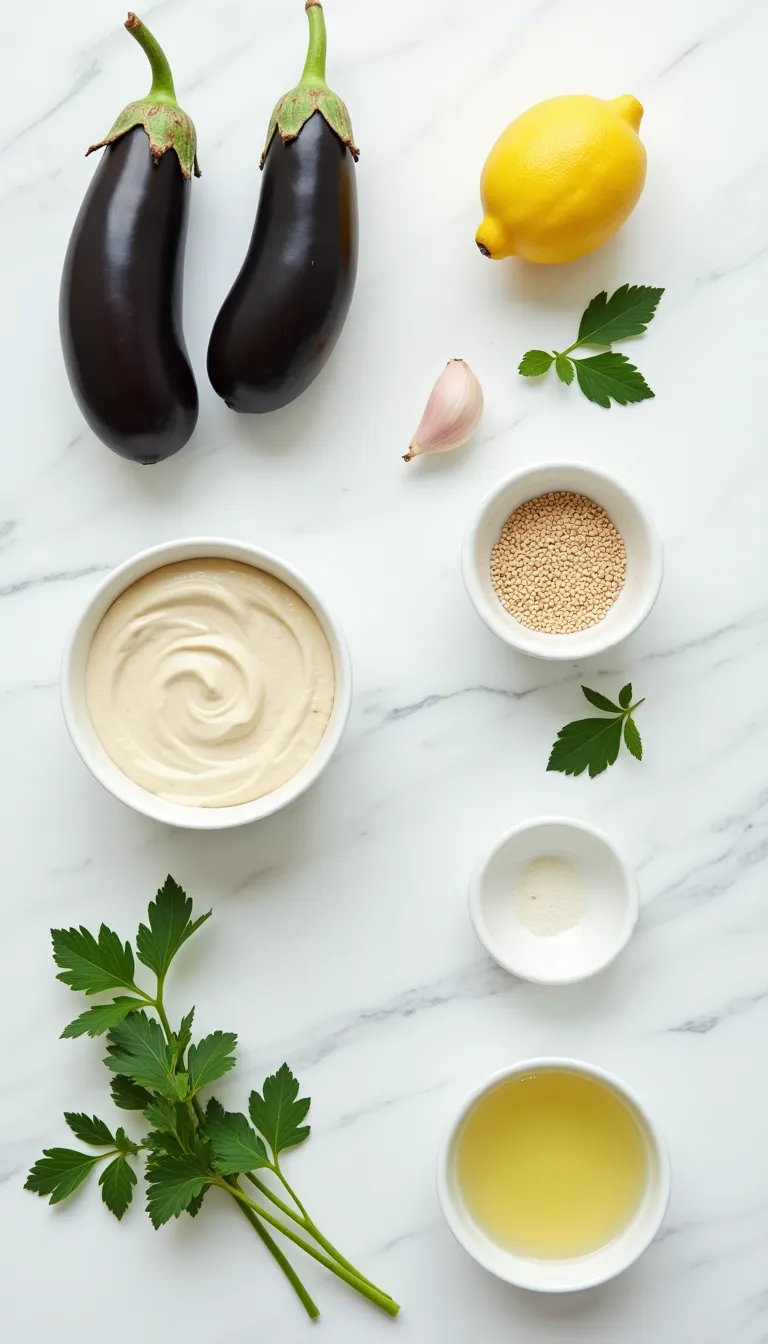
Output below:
[573,352,654,409]
[99,1155,137,1220]
[519,349,554,377]
[624,716,643,760]
[64,1113,115,1147]
[144,1127,190,1159]
[207,1109,271,1175]
[136,877,211,980]
[115,1127,139,1154]
[25,1149,99,1204]
[61,997,144,1040]
[581,686,622,714]
[186,1032,238,1096]
[206,1098,225,1126]
[555,355,574,385]
[105,1012,185,1100]
[172,1008,195,1064]
[51,924,137,996]
[144,1097,186,1137]
[250,1064,311,1158]
[547,684,645,778]
[110,1076,153,1112]
[548,716,623,778]
[144,1101,199,1159]
[518,285,662,408]
[145,1152,211,1228]
[185,1188,207,1218]
[144,1127,182,1157]
[577,285,665,347]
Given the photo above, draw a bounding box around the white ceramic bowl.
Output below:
[462,463,663,660]
[469,817,638,985]
[438,1058,671,1293]
[61,538,352,830]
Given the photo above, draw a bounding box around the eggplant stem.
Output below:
[125,12,179,106]
[300,1,329,89]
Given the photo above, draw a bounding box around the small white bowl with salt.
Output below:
[470,817,638,985]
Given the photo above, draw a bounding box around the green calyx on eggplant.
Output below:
[260,0,359,168]
[60,14,199,465]
[207,1,359,415]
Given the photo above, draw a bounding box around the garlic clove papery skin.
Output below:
[404,359,484,461]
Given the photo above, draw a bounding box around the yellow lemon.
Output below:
[476,94,647,265]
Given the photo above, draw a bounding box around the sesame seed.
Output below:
[489,491,627,635]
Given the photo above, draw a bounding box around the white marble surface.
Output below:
[2,0,767,1339]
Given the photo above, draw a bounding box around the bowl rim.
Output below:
[437,1056,672,1293]
[461,461,664,661]
[468,815,640,985]
[60,536,353,831]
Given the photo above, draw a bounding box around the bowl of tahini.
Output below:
[62,538,352,830]
[438,1058,671,1293]
[462,463,663,660]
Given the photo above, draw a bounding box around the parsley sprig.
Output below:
[519,285,664,407]
[547,684,645,778]
[27,878,399,1323]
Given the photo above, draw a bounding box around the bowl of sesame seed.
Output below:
[462,464,663,660]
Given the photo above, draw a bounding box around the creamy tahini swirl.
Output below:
[85,559,335,807]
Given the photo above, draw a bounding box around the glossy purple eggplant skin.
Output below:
[207,113,358,414]
[60,126,198,465]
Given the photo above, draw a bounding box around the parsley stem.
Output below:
[243,1169,390,1298]
[273,1160,389,1298]
[145,1010,340,1318]
[232,1189,319,1319]
[152,974,174,1042]
[273,1158,309,1218]
[129,986,156,1005]
[301,1214,389,1297]
[223,1183,400,1317]
[244,1171,304,1224]
[151,999,203,1123]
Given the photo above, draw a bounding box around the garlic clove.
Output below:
[404,358,484,462]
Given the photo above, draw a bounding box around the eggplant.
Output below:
[60,13,199,465]
[207,1,359,414]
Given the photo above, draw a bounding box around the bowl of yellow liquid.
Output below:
[438,1060,670,1292]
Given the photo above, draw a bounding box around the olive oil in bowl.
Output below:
[457,1068,648,1260]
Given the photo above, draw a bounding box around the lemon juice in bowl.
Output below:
[457,1067,648,1258]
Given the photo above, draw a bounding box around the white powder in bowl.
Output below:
[512,856,588,937]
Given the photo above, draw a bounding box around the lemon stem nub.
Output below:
[611,94,643,132]
[475,214,514,261]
